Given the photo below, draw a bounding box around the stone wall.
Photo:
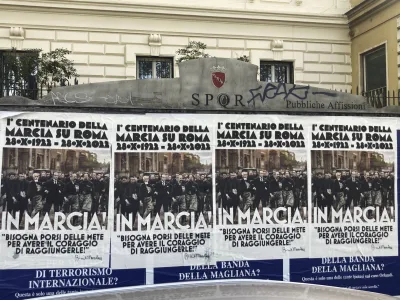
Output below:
[0,0,352,91]
[398,17,400,90]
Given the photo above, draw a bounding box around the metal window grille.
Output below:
[260,61,294,83]
[0,50,39,99]
[137,57,174,79]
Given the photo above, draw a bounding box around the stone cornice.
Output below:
[0,0,349,27]
[346,0,399,27]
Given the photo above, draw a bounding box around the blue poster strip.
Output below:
[154,260,283,284]
[289,256,399,295]
[0,268,146,300]
[289,130,400,296]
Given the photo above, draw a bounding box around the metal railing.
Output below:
[1,78,399,109]
[363,86,389,108]
[0,77,79,100]
[323,86,399,108]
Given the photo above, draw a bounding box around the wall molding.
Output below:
[0,0,349,27]
[271,39,284,60]
[398,17,400,88]
[346,0,398,27]
[9,26,24,49]
[148,34,162,56]
[0,24,352,44]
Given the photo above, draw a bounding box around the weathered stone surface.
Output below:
[0,58,389,114]
[0,96,40,106]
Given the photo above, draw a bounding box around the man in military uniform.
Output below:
[137,172,144,184]
[253,170,269,211]
[6,173,20,217]
[63,173,80,226]
[185,174,198,216]
[79,172,94,221]
[139,175,153,219]
[217,173,228,210]
[237,168,243,180]
[154,174,171,216]
[372,172,383,214]
[388,172,395,208]
[301,171,307,210]
[1,173,7,212]
[321,173,334,220]
[360,171,373,218]
[333,171,345,211]
[293,171,302,213]
[380,172,389,210]
[29,173,44,218]
[282,171,295,211]
[171,174,187,224]
[59,173,66,184]
[149,174,157,185]
[345,171,361,210]
[313,173,325,210]
[204,174,213,225]
[238,171,254,213]
[114,176,120,213]
[154,173,160,182]
[269,171,283,211]
[92,173,103,217]
[18,173,29,224]
[101,174,110,213]
[197,174,208,218]
[124,176,140,225]
[226,171,239,218]
[204,175,213,213]
[118,176,130,215]
[39,171,47,183]
[43,171,64,215]
[27,169,34,181]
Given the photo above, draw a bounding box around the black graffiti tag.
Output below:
[247,83,311,106]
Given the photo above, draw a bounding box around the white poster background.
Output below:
[0,113,397,270]
[308,116,398,258]
[0,112,112,269]
[111,114,216,269]
[212,114,310,261]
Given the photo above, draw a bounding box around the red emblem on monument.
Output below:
[211,66,226,88]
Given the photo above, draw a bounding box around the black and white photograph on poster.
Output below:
[214,118,309,260]
[0,113,112,270]
[215,149,308,225]
[0,147,110,230]
[111,116,216,269]
[114,151,213,231]
[311,150,395,224]
[310,119,398,258]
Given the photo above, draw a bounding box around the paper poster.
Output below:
[110,114,215,269]
[213,115,309,261]
[0,112,398,299]
[310,118,397,258]
[0,113,111,269]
